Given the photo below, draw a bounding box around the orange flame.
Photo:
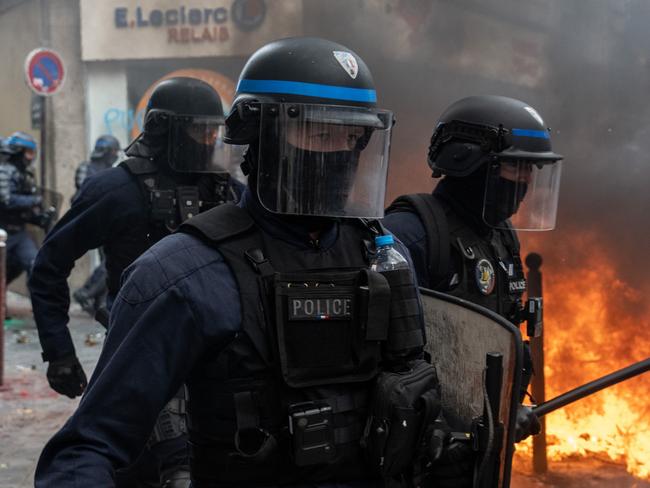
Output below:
[516,231,650,479]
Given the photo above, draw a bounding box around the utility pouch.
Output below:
[274,269,390,388]
[149,188,178,229]
[288,401,336,466]
[362,359,441,478]
[382,268,426,355]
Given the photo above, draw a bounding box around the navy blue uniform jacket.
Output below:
[35,189,418,488]
[29,166,150,361]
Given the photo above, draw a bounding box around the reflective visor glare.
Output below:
[168,117,232,173]
[484,160,563,231]
[257,103,393,218]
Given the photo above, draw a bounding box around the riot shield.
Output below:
[420,287,524,488]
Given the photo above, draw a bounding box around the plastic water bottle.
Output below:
[370,234,409,272]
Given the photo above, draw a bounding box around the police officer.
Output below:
[33,37,472,488]
[0,131,50,283]
[71,134,121,315]
[384,95,564,442]
[29,77,243,487]
[74,134,121,196]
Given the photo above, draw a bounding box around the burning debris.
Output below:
[517,231,650,480]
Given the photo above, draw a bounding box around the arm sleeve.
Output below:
[0,165,41,209]
[34,235,242,487]
[34,278,205,486]
[7,191,41,209]
[29,177,136,361]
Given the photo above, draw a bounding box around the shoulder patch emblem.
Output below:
[475,258,496,295]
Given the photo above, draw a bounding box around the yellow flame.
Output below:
[516,231,650,480]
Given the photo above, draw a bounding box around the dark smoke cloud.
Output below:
[307,0,650,290]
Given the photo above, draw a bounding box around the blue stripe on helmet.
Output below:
[511,128,549,139]
[237,79,377,103]
[7,136,37,150]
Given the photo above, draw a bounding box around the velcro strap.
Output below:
[387,327,425,350]
[390,284,419,299]
[381,268,414,287]
[244,248,275,277]
[390,298,420,319]
[363,269,390,341]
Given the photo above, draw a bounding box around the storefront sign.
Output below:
[80,0,301,61]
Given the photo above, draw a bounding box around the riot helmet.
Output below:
[428,96,563,231]
[90,134,120,165]
[225,37,394,219]
[1,131,37,168]
[136,77,230,173]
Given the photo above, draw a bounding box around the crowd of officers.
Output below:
[0,36,563,488]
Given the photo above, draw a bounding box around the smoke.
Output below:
[115,0,650,293]
[306,3,650,474]
[308,0,650,291]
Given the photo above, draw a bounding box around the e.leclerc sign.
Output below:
[114,0,267,44]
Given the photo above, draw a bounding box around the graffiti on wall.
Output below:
[100,69,236,140]
[102,107,145,136]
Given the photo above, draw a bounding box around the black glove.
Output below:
[514,405,541,442]
[46,355,88,398]
[424,420,475,488]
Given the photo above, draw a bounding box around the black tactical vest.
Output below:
[121,157,238,242]
[106,158,237,298]
[387,193,527,325]
[180,204,424,486]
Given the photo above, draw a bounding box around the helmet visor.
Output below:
[256,103,393,218]
[483,160,563,231]
[168,115,234,173]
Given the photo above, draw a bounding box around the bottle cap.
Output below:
[375,234,394,247]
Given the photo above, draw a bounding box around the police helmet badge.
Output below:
[333,51,359,79]
[475,258,496,295]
